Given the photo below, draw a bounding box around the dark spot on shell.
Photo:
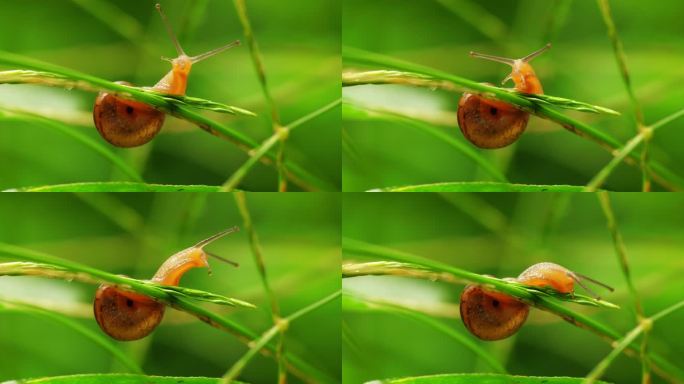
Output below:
[126,298,134,308]
[490,107,498,116]
[126,106,134,114]
[492,299,500,308]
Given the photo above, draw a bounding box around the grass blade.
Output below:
[0,299,143,374]
[4,182,223,192]
[0,108,143,183]
[344,103,507,183]
[369,182,591,192]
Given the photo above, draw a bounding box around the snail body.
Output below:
[459,262,613,341]
[93,3,240,147]
[93,227,239,341]
[457,44,550,149]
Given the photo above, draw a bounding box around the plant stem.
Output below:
[586,105,684,191]
[0,247,332,383]
[597,193,644,316]
[596,0,643,127]
[342,238,684,383]
[584,299,684,384]
[233,192,286,383]
[221,291,341,384]
[221,99,340,191]
[343,48,684,190]
[232,0,287,191]
[596,0,653,191]
[0,56,329,191]
[596,192,650,381]
[584,132,645,191]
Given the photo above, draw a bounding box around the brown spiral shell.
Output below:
[93,82,165,148]
[459,284,530,341]
[93,284,165,341]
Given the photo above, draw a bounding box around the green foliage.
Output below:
[5,182,223,192]
[0,193,341,383]
[342,193,684,384]
[0,0,339,191]
[369,374,610,384]
[0,374,246,384]
[342,0,684,191]
[369,182,590,192]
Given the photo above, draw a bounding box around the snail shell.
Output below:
[93,285,165,341]
[457,91,529,149]
[93,82,165,148]
[459,284,529,341]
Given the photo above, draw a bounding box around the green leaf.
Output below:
[159,94,257,117]
[0,109,143,183]
[344,103,508,183]
[1,374,247,384]
[159,285,256,308]
[367,373,611,384]
[369,182,592,192]
[0,70,257,117]
[4,182,223,192]
[343,46,684,191]
[0,57,332,191]
[343,294,507,374]
[522,93,620,116]
[0,301,142,374]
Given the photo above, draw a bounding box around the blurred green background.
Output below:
[342,0,684,191]
[343,193,684,384]
[0,193,341,383]
[0,0,340,191]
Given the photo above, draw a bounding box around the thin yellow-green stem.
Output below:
[597,192,651,383]
[232,0,287,191]
[220,99,340,191]
[584,300,684,384]
[650,108,684,130]
[586,106,684,191]
[596,0,652,191]
[234,194,279,318]
[0,64,329,191]
[221,130,284,191]
[342,64,683,191]
[597,192,644,317]
[0,247,331,384]
[583,323,646,384]
[596,0,643,127]
[233,191,286,383]
[342,238,684,383]
[221,291,341,384]
[584,132,645,191]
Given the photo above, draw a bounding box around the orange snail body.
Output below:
[93,3,240,148]
[459,262,613,341]
[93,227,240,341]
[457,44,550,149]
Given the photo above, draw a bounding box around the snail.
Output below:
[460,262,613,341]
[93,227,240,341]
[93,3,240,147]
[457,43,551,149]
